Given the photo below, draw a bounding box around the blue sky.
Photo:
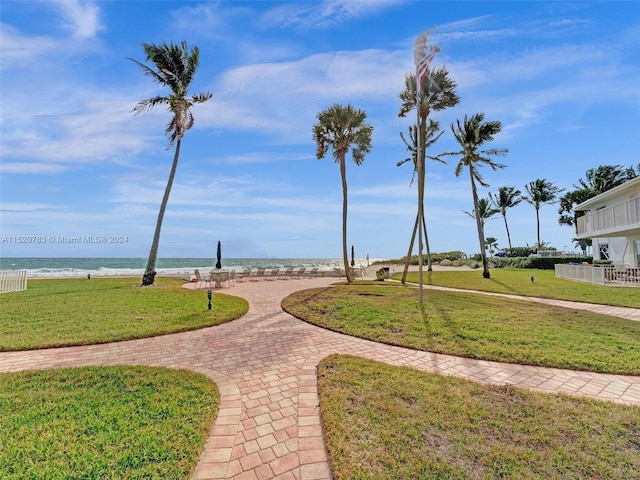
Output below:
[1,1,639,259]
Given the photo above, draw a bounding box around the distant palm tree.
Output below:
[463,197,500,228]
[489,186,522,252]
[313,104,373,283]
[398,68,459,281]
[463,198,500,256]
[524,179,564,249]
[444,113,508,279]
[485,236,499,256]
[130,41,212,286]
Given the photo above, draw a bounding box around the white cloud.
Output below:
[261,0,405,30]
[54,0,104,39]
[0,24,58,70]
[0,162,70,175]
[197,48,410,142]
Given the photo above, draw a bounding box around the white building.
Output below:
[575,177,640,268]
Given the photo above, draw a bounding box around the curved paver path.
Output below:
[1,277,639,479]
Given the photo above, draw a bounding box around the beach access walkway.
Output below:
[0,276,639,479]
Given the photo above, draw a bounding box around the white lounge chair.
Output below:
[237,269,251,282]
[252,267,266,281]
[280,267,294,279]
[194,269,209,288]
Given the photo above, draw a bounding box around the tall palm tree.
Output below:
[524,179,564,250]
[489,186,522,252]
[398,68,459,281]
[443,113,508,279]
[313,104,373,283]
[130,41,212,286]
[398,120,445,272]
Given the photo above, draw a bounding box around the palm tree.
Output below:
[524,179,564,250]
[398,120,445,273]
[443,113,508,279]
[130,41,212,286]
[463,197,500,227]
[313,104,373,283]
[485,236,499,256]
[578,164,636,194]
[398,68,459,281]
[489,186,522,252]
[463,198,500,256]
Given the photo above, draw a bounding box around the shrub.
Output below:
[526,256,594,270]
[505,246,537,257]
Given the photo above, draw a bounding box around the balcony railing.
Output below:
[577,197,640,237]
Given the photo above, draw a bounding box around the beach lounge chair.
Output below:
[267,268,280,280]
[280,267,294,279]
[237,269,251,282]
[306,267,319,278]
[252,267,266,281]
[293,267,306,279]
[194,269,209,288]
[228,269,236,286]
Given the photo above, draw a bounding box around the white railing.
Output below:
[577,197,640,236]
[555,264,640,286]
[555,264,605,286]
[0,270,28,293]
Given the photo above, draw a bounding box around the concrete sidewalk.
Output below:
[1,277,638,479]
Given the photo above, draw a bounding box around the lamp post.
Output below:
[207,290,212,310]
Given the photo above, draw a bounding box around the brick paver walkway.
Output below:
[1,277,639,479]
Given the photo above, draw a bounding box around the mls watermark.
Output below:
[2,235,129,244]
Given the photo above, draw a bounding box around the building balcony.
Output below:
[576,197,640,238]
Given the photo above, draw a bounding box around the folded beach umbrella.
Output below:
[351,245,355,267]
[216,241,222,269]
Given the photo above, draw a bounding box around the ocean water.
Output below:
[0,257,378,278]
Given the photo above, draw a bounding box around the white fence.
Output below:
[0,270,28,293]
[555,264,606,286]
[555,264,640,286]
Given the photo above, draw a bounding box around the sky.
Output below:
[1,0,639,260]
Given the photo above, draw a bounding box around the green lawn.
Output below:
[0,366,218,479]
[319,355,640,480]
[0,277,248,351]
[283,282,640,374]
[402,268,640,308]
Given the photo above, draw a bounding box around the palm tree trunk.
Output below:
[536,208,541,248]
[142,139,181,286]
[340,156,353,282]
[422,210,432,271]
[503,214,512,251]
[401,211,420,284]
[469,169,489,278]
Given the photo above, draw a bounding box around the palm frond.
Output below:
[132,96,169,115]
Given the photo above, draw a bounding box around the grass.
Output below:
[0,366,219,479]
[0,277,248,351]
[282,282,640,375]
[318,355,640,480]
[402,268,640,308]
